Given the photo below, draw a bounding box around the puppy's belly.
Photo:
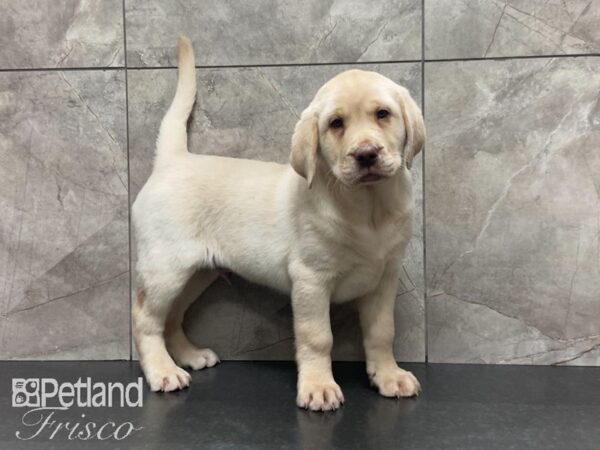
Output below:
[221,253,292,294]
[232,265,378,303]
[235,266,292,294]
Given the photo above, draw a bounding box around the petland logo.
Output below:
[12,377,144,441]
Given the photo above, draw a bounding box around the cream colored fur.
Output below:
[132,37,425,411]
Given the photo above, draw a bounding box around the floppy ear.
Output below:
[290,109,319,188]
[397,87,425,170]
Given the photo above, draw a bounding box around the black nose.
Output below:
[354,146,379,168]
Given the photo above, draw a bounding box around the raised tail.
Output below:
[155,36,196,161]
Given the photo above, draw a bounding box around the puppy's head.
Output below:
[291,70,425,188]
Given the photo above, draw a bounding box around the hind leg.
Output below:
[165,270,220,370]
[133,266,195,392]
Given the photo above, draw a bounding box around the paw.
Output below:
[297,380,344,411]
[145,363,191,392]
[173,347,220,371]
[370,368,421,398]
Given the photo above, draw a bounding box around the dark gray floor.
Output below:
[1,361,599,449]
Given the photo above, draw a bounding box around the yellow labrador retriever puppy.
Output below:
[133,37,425,411]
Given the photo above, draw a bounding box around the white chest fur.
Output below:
[330,218,411,303]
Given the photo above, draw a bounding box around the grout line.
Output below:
[421,0,428,364]
[1,53,598,74]
[425,53,600,63]
[126,59,422,69]
[0,66,125,72]
[113,52,600,69]
[122,0,133,362]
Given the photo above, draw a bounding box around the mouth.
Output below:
[358,172,384,184]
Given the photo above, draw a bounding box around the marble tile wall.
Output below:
[0,0,124,68]
[0,70,129,359]
[425,0,600,59]
[425,58,600,365]
[125,0,422,66]
[1,0,598,364]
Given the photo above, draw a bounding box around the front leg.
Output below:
[357,262,421,398]
[291,277,344,411]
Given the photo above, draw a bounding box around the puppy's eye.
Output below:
[330,118,344,129]
[376,109,390,119]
